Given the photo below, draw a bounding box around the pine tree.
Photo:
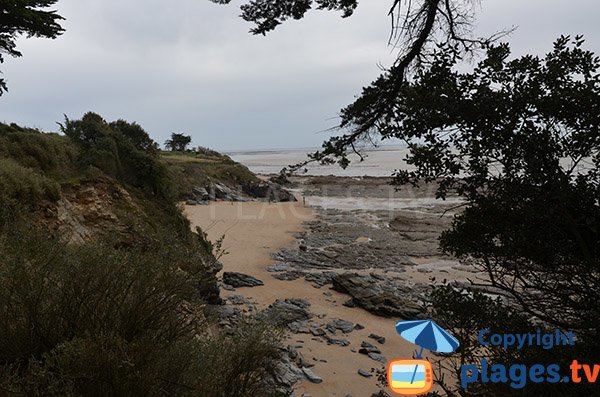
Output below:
[0,0,65,95]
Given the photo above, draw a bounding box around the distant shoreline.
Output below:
[224,144,408,157]
[229,146,414,177]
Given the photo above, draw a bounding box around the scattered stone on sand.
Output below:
[368,333,386,344]
[359,341,381,355]
[222,271,264,288]
[326,319,355,334]
[358,369,373,378]
[367,352,387,363]
[354,323,365,330]
[302,367,323,384]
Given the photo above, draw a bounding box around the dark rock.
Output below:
[269,351,303,389]
[265,263,291,272]
[367,352,387,363]
[272,270,304,281]
[359,341,381,355]
[226,294,251,305]
[288,320,311,334]
[343,299,357,308]
[325,337,351,347]
[223,272,264,288]
[191,186,210,201]
[262,298,312,326]
[304,272,335,288]
[326,319,355,334]
[206,305,241,324]
[310,326,326,337]
[302,367,323,384]
[358,369,372,378]
[220,282,236,291]
[368,333,386,344]
[287,345,313,368]
[331,273,425,318]
[269,173,292,186]
[244,182,297,202]
[354,323,365,331]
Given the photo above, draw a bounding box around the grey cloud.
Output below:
[1,0,599,150]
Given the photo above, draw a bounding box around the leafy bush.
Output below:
[191,319,284,397]
[195,146,221,157]
[0,224,283,396]
[0,115,285,396]
[60,112,172,199]
[0,158,60,208]
[0,124,78,176]
[426,285,598,396]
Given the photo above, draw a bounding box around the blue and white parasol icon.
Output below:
[395,319,460,384]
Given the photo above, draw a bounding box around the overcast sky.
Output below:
[1,0,600,151]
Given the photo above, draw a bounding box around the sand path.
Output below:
[185,201,425,396]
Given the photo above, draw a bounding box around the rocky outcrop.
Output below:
[43,182,142,245]
[187,181,297,204]
[261,298,312,327]
[264,345,322,394]
[331,273,426,319]
[243,181,297,202]
[222,272,264,288]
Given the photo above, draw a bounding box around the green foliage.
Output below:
[0,115,287,396]
[60,112,172,199]
[0,1,65,94]
[165,133,192,152]
[428,285,598,396]
[208,0,357,35]
[109,120,159,152]
[0,158,60,208]
[192,318,284,397]
[0,124,78,176]
[380,37,600,335]
[0,223,282,396]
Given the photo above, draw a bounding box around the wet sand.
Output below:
[184,201,426,396]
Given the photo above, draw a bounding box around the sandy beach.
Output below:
[184,197,451,396]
